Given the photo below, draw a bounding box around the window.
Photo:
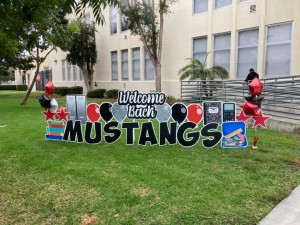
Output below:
[67,63,72,80]
[121,50,128,80]
[240,0,249,2]
[80,69,84,81]
[132,48,140,80]
[237,28,259,78]
[73,65,78,80]
[62,60,66,81]
[194,0,208,14]
[110,6,117,34]
[85,14,91,24]
[213,33,231,73]
[193,37,207,63]
[111,51,118,80]
[121,14,128,32]
[144,49,154,80]
[266,22,292,76]
[215,0,232,8]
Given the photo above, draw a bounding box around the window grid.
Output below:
[110,6,117,35]
[62,60,66,81]
[67,63,72,81]
[193,0,208,14]
[111,51,118,81]
[144,49,154,80]
[215,0,232,9]
[193,37,207,64]
[213,33,231,73]
[265,22,292,76]
[121,50,129,80]
[237,28,259,78]
[73,65,77,80]
[132,48,140,80]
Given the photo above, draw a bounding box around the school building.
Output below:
[16,0,300,98]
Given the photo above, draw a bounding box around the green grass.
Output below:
[0,91,299,225]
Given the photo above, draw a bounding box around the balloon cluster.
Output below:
[240,78,264,116]
[38,81,58,112]
[87,102,203,125]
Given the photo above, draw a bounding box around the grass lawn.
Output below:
[0,91,299,225]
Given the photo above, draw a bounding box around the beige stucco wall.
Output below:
[41,0,300,98]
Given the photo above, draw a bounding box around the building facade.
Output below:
[19,0,300,98]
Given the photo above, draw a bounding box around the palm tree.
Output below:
[179,54,228,98]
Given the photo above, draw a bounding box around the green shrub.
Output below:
[166,95,177,105]
[106,89,119,99]
[87,89,106,98]
[55,87,69,96]
[55,87,67,95]
[0,85,17,90]
[55,86,83,96]
[68,86,83,95]
[16,85,27,91]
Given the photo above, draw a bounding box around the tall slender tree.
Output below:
[119,0,177,92]
[66,21,97,92]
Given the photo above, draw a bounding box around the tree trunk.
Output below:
[20,64,39,105]
[155,62,161,92]
[81,64,93,92]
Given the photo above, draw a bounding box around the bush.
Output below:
[105,89,119,99]
[16,85,27,91]
[0,85,17,90]
[87,89,106,98]
[166,95,177,105]
[54,86,83,96]
[55,87,69,96]
[68,86,83,95]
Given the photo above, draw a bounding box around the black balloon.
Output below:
[100,102,113,122]
[245,95,264,108]
[38,94,51,108]
[171,103,187,124]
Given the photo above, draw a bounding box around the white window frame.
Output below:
[110,6,117,35]
[193,0,208,14]
[132,48,140,80]
[62,60,66,81]
[237,28,259,78]
[215,0,232,9]
[111,51,118,81]
[73,65,78,81]
[121,50,129,80]
[193,37,207,63]
[144,49,154,80]
[265,22,293,77]
[213,33,231,73]
[67,63,72,81]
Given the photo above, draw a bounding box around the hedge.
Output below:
[0,85,17,90]
[55,86,83,96]
[16,85,28,91]
[87,89,106,98]
[106,89,119,99]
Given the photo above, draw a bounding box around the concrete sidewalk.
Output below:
[258,185,300,225]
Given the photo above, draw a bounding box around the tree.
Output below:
[66,21,97,92]
[119,0,177,92]
[178,55,228,97]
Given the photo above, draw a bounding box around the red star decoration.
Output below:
[236,110,251,122]
[56,108,70,121]
[43,109,56,121]
[252,111,271,128]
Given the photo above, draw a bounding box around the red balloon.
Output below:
[187,104,203,125]
[240,101,259,116]
[87,103,100,122]
[248,78,263,96]
[45,81,55,96]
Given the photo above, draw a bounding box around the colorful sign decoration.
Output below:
[41,90,271,148]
